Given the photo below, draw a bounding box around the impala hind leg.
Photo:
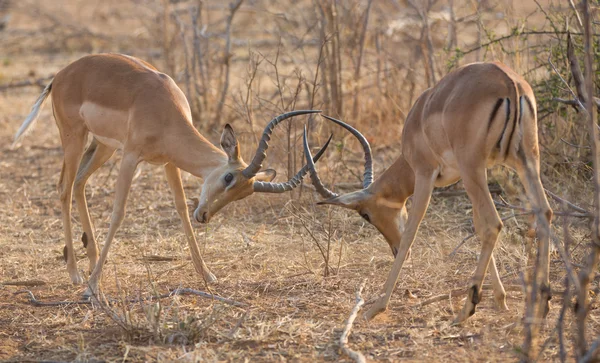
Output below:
[74,139,116,274]
[84,152,139,299]
[164,163,216,283]
[454,166,503,324]
[364,171,437,320]
[513,149,553,318]
[490,253,509,311]
[57,131,88,284]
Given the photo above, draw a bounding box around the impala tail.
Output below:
[12,80,53,148]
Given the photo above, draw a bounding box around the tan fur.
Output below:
[14,53,280,295]
[320,62,553,323]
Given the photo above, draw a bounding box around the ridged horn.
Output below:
[253,133,333,193]
[320,115,373,188]
[242,110,322,178]
[302,126,339,199]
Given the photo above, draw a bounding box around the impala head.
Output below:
[318,189,408,257]
[193,110,332,223]
[303,116,406,257]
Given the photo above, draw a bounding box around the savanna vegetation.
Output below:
[0,0,599,361]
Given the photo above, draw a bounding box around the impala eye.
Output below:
[224,173,234,185]
[361,213,370,223]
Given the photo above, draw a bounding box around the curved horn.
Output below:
[303,126,339,199]
[253,133,333,193]
[320,115,373,188]
[242,110,322,179]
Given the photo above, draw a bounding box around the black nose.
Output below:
[194,210,208,223]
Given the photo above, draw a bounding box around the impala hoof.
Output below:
[364,301,387,321]
[494,294,509,311]
[453,303,476,325]
[70,272,84,285]
[82,284,100,300]
[451,315,466,326]
[204,271,217,284]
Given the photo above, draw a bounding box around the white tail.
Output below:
[12,80,53,148]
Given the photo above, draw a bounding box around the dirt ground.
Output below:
[0,58,596,362]
[1,1,599,362]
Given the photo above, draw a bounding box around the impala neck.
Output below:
[369,153,415,205]
[167,124,228,178]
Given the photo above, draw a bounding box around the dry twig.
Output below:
[575,1,600,359]
[339,279,367,363]
[1,280,47,287]
[14,288,247,308]
[213,0,244,127]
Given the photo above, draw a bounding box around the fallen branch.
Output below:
[1,280,47,287]
[339,279,367,363]
[14,287,247,308]
[14,290,91,306]
[168,287,247,307]
[139,255,179,262]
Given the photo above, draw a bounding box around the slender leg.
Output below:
[164,163,217,283]
[73,139,116,274]
[454,165,503,323]
[364,171,437,320]
[84,152,139,298]
[512,151,553,318]
[490,253,509,310]
[58,133,87,285]
[473,206,508,310]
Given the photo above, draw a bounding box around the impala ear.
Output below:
[317,190,368,210]
[254,169,276,182]
[220,124,241,161]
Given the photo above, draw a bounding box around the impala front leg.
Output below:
[164,163,216,283]
[365,172,436,320]
[84,153,139,299]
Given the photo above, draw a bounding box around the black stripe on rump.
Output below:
[487,98,505,131]
[524,96,535,120]
[504,93,521,158]
[496,98,511,149]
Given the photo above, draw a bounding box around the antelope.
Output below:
[305,62,553,323]
[13,53,331,298]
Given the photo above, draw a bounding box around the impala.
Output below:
[13,53,331,298]
[305,62,553,323]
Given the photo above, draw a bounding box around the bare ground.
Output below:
[1,55,598,363]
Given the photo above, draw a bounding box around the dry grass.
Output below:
[1,0,599,362]
[1,102,597,361]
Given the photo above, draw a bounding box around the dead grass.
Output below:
[1,0,599,362]
[1,100,597,361]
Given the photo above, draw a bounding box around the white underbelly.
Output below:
[95,135,124,149]
[80,101,128,149]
